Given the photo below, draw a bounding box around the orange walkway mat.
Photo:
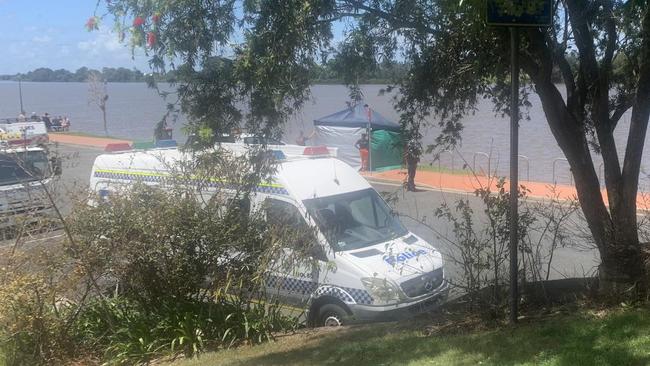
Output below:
[48,133,132,149]
[364,168,650,210]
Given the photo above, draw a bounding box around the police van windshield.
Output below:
[303,188,408,252]
[0,151,50,186]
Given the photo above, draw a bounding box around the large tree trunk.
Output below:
[534,80,645,294]
[521,24,648,295]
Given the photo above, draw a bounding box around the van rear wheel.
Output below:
[318,303,348,327]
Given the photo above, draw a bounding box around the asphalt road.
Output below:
[36,144,601,281]
[48,143,106,214]
[370,181,600,281]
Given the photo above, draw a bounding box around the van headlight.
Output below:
[361,277,405,305]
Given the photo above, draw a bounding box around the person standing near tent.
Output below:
[405,136,422,191]
[355,133,370,171]
[295,130,315,146]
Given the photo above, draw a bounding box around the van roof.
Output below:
[92,149,184,172]
[92,148,370,202]
[276,158,370,201]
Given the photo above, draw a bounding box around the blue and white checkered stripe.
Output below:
[312,285,374,305]
[265,276,374,305]
[93,170,173,185]
[341,286,374,305]
[313,285,356,304]
[265,275,318,295]
[255,185,290,195]
[93,170,289,196]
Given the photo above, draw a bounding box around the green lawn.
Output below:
[417,163,468,176]
[170,307,650,366]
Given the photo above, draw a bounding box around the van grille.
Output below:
[400,268,444,298]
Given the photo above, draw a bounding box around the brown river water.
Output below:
[0,81,643,188]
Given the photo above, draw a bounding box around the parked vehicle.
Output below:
[214,132,287,145]
[89,144,448,326]
[0,120,61,230]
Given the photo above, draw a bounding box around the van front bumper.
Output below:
[348,281,449,322]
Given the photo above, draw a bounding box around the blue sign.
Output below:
[487,0,552,27]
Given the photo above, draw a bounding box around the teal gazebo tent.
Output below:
[313,103,403,171]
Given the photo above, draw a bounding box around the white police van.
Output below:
[89,144,448,326]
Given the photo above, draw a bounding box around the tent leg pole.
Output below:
[368,126,372,175]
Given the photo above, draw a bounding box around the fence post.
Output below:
[518,155,530,181]
[552,158,572,185]
[472,151,490,176]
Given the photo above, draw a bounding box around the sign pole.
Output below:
[509,26,520,324]
[487,0,551,326]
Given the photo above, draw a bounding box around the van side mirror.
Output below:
[309,245,328,262]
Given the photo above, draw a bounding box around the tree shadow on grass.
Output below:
[225,309,650,366]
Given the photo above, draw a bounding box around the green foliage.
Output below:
[171,307,650,366]
[0,149,308,364]
[98,0,337,139]
[62,176,304,363]
[435,179,533,307]
[94,0,500,141]
[0,248,81,366]
[67,185,259,304]
[73,296,297,365]
[433,177,577,314]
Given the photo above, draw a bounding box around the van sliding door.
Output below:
[263,198,320,307]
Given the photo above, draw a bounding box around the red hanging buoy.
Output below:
[85,16,98,31]
[147,32,157,48]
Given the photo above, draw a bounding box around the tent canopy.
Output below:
[313,103,400,131]
[313,103,403,171]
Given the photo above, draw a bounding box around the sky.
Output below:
[0,0,151,74]
[0,1,350,75]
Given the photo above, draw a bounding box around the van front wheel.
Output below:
[318,303,348,327]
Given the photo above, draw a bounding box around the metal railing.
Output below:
[436,149,455,172]
[552,158,573,185]
[425,150,581,187]
[472,151,491,176]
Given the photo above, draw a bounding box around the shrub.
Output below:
[73,295,297,364]
[0,249,81,366]
[1,148,309,364]
[430,178,579,317]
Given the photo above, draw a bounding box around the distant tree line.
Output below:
[1,63,410,84]
[0,67,177,83]
[310,61,410,84]
[2,57,595,85]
